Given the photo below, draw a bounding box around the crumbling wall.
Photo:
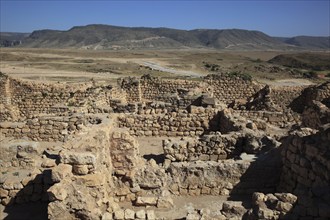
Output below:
[0,141,54,206]
[204,74,261,104]
[0,114,102,142]
[163,133,243,162]
[278,127,330,219]
[167,153,282,197]
[271,86,305,109]
[0,76,112,120]
[234,110,300,127]
[140,75,200,102]
[117,107,219,137]
[290,82,330,113]
[47,123,114,219]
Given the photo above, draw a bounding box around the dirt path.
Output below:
[141,61,204,78]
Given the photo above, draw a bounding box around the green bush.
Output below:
[228,71,252,81]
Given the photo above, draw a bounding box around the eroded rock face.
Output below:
[47,122,114,220]
[110,131,140,176]
[245,192,298,220]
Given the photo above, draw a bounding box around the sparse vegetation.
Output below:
[228,71,252,81]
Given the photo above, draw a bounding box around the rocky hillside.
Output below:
[276,36,330,50]
[268,53,330,71]
[0,32,29,47]
[2,24,330,50]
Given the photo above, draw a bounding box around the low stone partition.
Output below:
[0,114,102,142]
[167,151,282,197]
[234,110,300,127]
[0,141,56,206]
[0,169,53,206]
[117,107,219,137]
[271,86,305,110]
[278,127,330,219]
[139,74,201,102]
[163,133,243,162]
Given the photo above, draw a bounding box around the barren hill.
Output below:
[2,24,330,50]
[0,32,29,47]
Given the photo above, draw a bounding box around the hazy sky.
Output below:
[1,0,329,37]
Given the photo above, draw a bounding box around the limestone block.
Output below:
[41,159,56,168]
[114,209,125,220]
[274,193,297,204]
[0,188,9,198]
[186,213,200,220]
[101,212,113,220]
[136,196,158,206]
[275,201,293,213]
[3,178,22,190]
[135,210,145,219]
[157,196,174,208]
[51,164,72,183]
[124,209,135,220]
[60,150,96,166]
[73,164,89,175]
[146,210,156,220]
[74,173,106,187]
[48,184,67,201]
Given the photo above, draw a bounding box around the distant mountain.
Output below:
[275,36,330,50]
[0,32,29,47]
[1,24,329,50]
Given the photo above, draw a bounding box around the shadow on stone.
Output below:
[143,153,165,165]
[3,170,53,220]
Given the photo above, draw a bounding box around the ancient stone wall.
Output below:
[290,82,330,113]
[163,133,243,162]
[140,76,200,102]
[271,86,305,109]
[234,110,300,127]
[118,77,141,102]
[279,127,330,219]
[0,114,101,142]
[117,107,219,137]
[203,74,261,104]
[0,76,112,120]
[167,152,282,197]
[0,140,56,206]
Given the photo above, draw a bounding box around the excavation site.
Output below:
[0,67,329,219]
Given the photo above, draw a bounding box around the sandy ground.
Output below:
[2,48,324,85]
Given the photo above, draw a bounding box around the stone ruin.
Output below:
[0,72,329,219]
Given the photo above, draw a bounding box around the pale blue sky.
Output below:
[1,0,329,37]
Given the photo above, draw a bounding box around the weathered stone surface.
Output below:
[124,209,135,220]
[101,212,113,220]
[60,150,96,166]
[75,173,106,187]
[73,164,89,175]
[114,209,125,220]
[157,196,174,208]
[48,184,67,201]
[51,164,72,183]
[135,210,146,219]
[146,210,156,220]
[135,197,158,206]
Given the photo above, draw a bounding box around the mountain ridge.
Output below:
[1,24,329,50]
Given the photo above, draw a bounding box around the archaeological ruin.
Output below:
[0,71,329,220]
